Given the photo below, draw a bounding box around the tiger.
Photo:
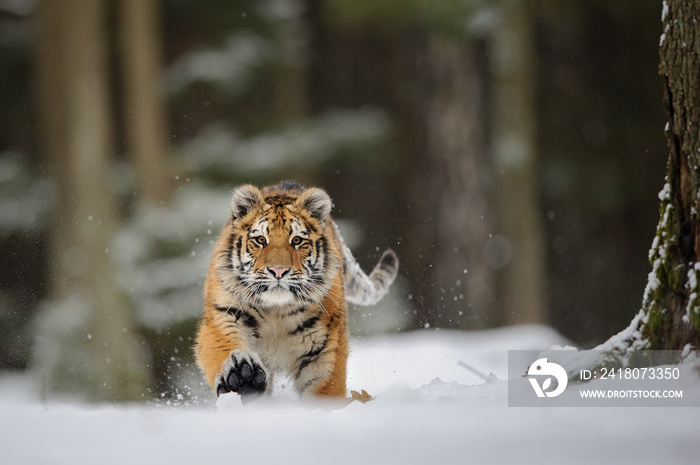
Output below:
[194,180,398,402]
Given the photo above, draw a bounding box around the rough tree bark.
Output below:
[642,0,700,348]
[604,0,700,355]
[34,0,150,401]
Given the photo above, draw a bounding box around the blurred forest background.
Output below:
[0,0,667,401]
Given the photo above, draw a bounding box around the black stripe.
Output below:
[266,192,297,204]
[239,310,260,338]
[296,359,313,378]
[239,311,259,329]
[297,350,324,378]
[215,305,238,314]
[216,305,260,338]
[296,336,329,378]
[289,315,319,335]
[317,237,329,272]
[306,222,318,235]
[302,376,320,391]
[231,236,242,271]
[380,250,397,269]
[225,236,236,270]
[300,335,328,363]
[302,261,313,275]
[314,238,323,265]
[283,306,306,318]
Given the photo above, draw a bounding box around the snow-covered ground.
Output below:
[1,324,698,465]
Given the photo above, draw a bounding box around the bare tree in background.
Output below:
[120,0,171,205]
[425,1,545,329]
[490,0,547,325]
[271,0,309,122]
[426,35,498,329]
[34,0,149,401]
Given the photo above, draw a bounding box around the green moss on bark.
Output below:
[642,302,672,349]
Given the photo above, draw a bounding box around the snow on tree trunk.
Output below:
[645,0,700,348]
[600,0,700,356]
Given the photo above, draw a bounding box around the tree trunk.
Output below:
[120,0,171,205]
[426,35,498,329]
[272,0,309,122]
[489,0,547,326]
[640,0,700,349]
[34,0,150,402]
[599,0,700,356]
[35,0,74,302]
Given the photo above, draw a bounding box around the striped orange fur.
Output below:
[195,181,398,401]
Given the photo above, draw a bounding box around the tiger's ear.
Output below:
[297,187,332,226]
[231,184,264,220]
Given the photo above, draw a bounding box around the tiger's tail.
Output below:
[333,222,399,306]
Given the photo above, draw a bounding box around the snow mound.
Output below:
[1,325,698,465]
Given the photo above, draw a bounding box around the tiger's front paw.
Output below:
[216,349,268,402]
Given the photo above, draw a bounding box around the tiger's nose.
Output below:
[267,266,290,279]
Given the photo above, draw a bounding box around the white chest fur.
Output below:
[249,306,326,376]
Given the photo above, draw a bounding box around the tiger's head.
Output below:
[218,183,342,309]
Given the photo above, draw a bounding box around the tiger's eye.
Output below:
[255,236,267,246]
[291,236,302,246]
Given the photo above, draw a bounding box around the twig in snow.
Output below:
[458,361,499,383]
